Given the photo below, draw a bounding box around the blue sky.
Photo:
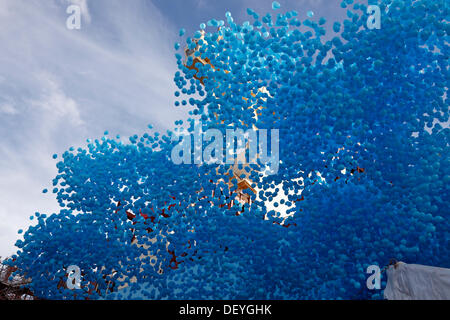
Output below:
[0,0,351,258]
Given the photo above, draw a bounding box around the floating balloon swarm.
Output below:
[7,0,449,299]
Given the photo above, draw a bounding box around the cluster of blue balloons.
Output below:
[8,0,449,299]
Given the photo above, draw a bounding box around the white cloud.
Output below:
[195,0,208,8]
[0,0,188,258]
[31,72,84,126]
[0,103,18,115]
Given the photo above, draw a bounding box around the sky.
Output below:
[0,0,351,258]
